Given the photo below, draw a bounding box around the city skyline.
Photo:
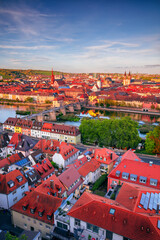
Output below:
[0,0,160,74]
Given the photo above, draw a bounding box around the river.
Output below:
[0,105,159,139]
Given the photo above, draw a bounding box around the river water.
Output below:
[0,105,159,139]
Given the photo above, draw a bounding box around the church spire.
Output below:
[51,68,54,85]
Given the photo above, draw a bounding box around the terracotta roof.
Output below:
[58,142,79,161]
[94,148,118,165]
[11,190,62,225]
[108,159,160,189]
[32,158,54,180]
[0,153,23,168]
[67,191,160,240]
[58,166,83,194]
[3,117,18,125]
[32,139,60,155]
[35,174,66,196]
[121,149,141,162]
[8,133,22,148]
[0,169,27,194]
[78,159,101,177]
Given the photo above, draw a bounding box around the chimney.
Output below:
[57,147,60,153]
[58,191,61,198]
[149,161,153,166]
[110,153,113,160]
[18,134,21,142]
[50,180,54,190]
[59,167,62,173]
[55,169,58,176]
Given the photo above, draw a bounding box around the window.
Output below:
[150,178,157,186]
[13,197,17,202]
[7,180,14,188]
[130,174,137,181]
[116,171,121,177]
[75,218,80,226]
[57,221,68,230]
[87,223,99,233]
[12,190,17,195]
[122,172,129,179]
[21,185,25,189]
[139,176,147,184]
[39,222,43,226]
[24,223,27,228]
[30,208,36,214]
[46,225,51,229]
[109,208,115,215]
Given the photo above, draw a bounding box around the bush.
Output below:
[92,174,107,191]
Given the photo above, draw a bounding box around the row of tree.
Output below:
[145,126,160,154]
[79,117,140,149]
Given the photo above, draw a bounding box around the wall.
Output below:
[11,210,54,239]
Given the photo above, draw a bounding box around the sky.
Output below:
[0,0,160,73]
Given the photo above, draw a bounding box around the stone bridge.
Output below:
[24,102,83,122]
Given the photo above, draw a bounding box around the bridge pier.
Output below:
[49,111,57,121]
[37,113,43,122]
[60,107,66,115]
[69,104,74,112]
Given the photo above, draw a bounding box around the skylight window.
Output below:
[109,208,115,215]
[158,220,160,229]
[7,180,15,188]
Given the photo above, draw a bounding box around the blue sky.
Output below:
[0,0,160,73]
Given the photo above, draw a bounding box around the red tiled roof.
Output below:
[32,139,60,155]
[78,159,101,177]
[67,191,160,240]
[8,133,22,148]
[94,148,118,165]
[0,153,22,168]
[0,169,27,194]
[121,149,141,162]
[108,159,160,189]
[35,174,66,196]
[11,190,62,225]
[58,166,82,188]
[58,142,79,161]
[32,158,54,180]
[3,117,18,125]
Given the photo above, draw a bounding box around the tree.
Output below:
[25,97,34,103]
[5,232,27,240]
[79,117,140,149]
[145,126,160,154]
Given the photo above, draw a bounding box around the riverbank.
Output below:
[0,101,52,108]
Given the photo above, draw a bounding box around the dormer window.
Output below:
[22,203,29,211]
[7,180,15,188]
[122,172,129,179]
[150,178,157,186]
[130,174,137,181]
[116,171,121,177]
[47,213,53,220]
[139,176,147,184]
[38,210,44,217]
[16,175,23,182]
[100,156,102,160]
[30,207,36,214]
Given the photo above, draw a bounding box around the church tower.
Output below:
[51,68,54,85]
[123,71,131,86]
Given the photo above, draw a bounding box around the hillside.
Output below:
[0,69,63,80]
